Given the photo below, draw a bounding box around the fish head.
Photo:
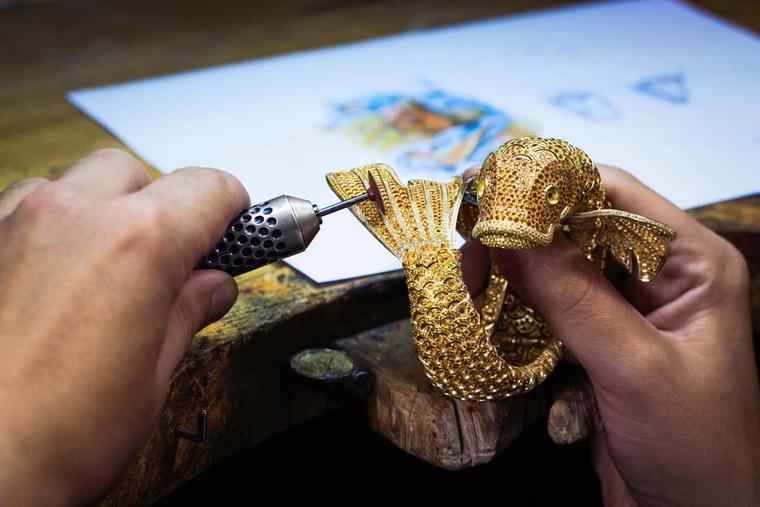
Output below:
[472,148,580,250]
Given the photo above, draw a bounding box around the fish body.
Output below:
[327,137,675,400]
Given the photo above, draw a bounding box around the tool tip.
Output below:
[366,173,386,215]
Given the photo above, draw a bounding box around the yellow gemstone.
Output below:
[476,177,485,199]
[546,185,560,205]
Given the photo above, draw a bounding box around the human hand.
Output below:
[0,149,247,504]
[461,165,760,506]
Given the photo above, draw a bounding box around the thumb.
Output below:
[492,234,660,381]
[157,270,239,382]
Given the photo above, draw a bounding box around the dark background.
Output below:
[160,411,601,506]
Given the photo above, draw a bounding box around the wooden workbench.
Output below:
[2,1,759,504]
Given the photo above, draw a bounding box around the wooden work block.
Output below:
[103,266,408,505]
[334,319,551,470]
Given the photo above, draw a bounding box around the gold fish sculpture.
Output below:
[327,137,676,400]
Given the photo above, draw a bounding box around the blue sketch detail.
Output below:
[549,91,621,121]
[328,88,528,174]
[633,73,689,104]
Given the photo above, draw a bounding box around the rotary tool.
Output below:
[197,174,384,276]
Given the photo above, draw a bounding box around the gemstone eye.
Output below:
[546,185,560,205]
[476,177,486,199]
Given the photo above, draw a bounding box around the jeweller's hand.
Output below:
[0,149,247,504]
[462,165,760,506]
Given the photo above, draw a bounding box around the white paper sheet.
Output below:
[69,0,760,283]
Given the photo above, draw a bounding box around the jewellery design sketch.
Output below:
[327,88,532,174]
[327,137,676,400]
[633,73,689,104]
[548,91,621,122]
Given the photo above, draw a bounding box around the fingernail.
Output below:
[207,277,239,325]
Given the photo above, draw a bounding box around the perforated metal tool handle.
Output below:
[197,195,321,277]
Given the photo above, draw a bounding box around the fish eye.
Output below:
[545,185,560,205]
[476,177,486,199]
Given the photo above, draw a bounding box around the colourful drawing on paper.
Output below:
[327,89,533,174]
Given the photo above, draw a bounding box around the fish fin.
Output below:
[570,209,676,282]
[326,164,464,259]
